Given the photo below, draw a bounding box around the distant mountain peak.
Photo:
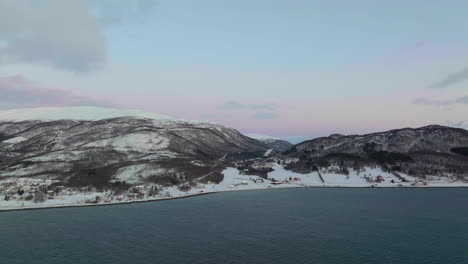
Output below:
[245,133,293,151]
[329,133,345,139]
[245,133,280,140]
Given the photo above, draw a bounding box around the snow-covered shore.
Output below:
[1,165,467,212]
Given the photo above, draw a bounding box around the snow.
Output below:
[113,165,174,184]
[113,165,148,184]
[0,164,52,178]
[218,168,268,189]
[23,150,90,162]
[322,172,367,186]
[0,192,104,210]
[245,133,279,140]
[1,136,27,144]
[83,132,169,152]
[1,164,468,212]
[264,149,273,157]
[268,164,319,182]
[0,106,176,122]
[134,151,179,160]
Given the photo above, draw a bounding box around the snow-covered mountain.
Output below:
[295,125,468,155]
[2,107,467,190]
[245,134,293,152]
[284,125,468,178]
[0,107,269,186]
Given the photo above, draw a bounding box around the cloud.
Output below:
[430,67,468,89]
[443,120,468,129]
[248,103,275,110]
[221,101,245,110]
[252,113,279,120]
[0,75,106,109]
[220,100,275,110]
[413,96,468,106]
[0,0,107,73]
[88,0,159,26]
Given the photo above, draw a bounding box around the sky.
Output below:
[1,0,468,142]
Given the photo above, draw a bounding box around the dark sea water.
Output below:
[1,188,468,264]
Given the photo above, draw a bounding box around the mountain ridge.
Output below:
[1,106,467,191]
[279,125,468,178]
[0,116,271,187]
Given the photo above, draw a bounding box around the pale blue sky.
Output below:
[100,0,467,69]
[82,0,468,100]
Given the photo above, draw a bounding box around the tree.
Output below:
[33,192,47,203]
[353,161,361,172]
[342,168,350,175]
[33,186,48,203]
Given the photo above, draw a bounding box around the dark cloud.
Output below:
[0,0,107,73]
[430,67,468,89]
[0,75,107,109]
[220,100,275,110]
[413,96,468,106]
[252,113,279,120]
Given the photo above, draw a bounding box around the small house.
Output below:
[426,176,440,181]
[376,176,385,183]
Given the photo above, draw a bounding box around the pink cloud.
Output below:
[0,75,109,109]
[90,90,434,138]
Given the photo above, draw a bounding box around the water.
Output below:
[1,188,468,264]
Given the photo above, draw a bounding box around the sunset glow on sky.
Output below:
[1,0,468,141]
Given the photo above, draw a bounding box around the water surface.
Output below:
[1,188,467,264]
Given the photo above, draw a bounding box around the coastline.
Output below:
[1,184,468,213]
[2,165,467,212]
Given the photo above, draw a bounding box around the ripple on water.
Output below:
[0,188,467,264]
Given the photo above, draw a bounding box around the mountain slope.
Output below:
[296,125,468,155]
[0,107,269,186]
[283,125,468,178]
[245,134,293,152]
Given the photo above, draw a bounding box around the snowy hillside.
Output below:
[1,111,468,211]
[284,125,468,179]
[0,111,269,186]
[246,133,293,152]
[245,133,280,140]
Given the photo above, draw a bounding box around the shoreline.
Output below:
[1,184,468,213]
